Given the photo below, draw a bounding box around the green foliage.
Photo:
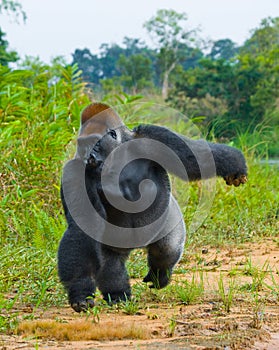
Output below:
[73,10,201,98]
[0,1,20,66]
[183,161,279,247]
[173,273,204,305]
[0,61,90,247]
[168,16,279,154]
[144,9,190,47]
[241,17,279,55]
[208,39,239,61]
[117,53,154,93]
[218,274,236,313]
[119,297,140,315]
[0,0,26,23]
[234,120,273,158]
[69,11,279,148]
[0,28,18,65]
[71,48,102,85]
[144,9,199,98]
[0,60,92,330]
[72,37,157,92]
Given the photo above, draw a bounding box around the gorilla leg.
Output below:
[144,219,185,289]
[97,246,131,304]
[58,226,100,312]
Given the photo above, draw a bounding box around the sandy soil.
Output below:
[1,239,279,350]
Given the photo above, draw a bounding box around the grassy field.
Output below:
[0,64,278,348]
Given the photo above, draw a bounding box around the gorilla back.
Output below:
[58,102,247,312]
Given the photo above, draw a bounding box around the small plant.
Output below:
[82,299,102,323]
[120,297,140,315]
[243,257,258,276]
[0,313,19,333]
[264,268,279,300]
[243,258,270,292]
[168,317,177,337]
[228,266,240,277]
[127,250,148,278]
[250,293,265,329]
[175,272,204,305]
[218,274,236,313]
[0,289,23,332]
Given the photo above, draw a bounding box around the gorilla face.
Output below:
[87,127,131,169]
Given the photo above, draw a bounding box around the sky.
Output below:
[1,0,278,63]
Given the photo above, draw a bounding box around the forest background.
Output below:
[1,2,279,156]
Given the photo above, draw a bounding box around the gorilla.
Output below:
[58,102,247,312]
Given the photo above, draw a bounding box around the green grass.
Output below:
[182,161,279,247]
[172,272,204,305]
[0,62,278,334]
[218,274,236,313]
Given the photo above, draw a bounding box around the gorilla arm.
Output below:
[61,159,107,226]
[134,124,247,186]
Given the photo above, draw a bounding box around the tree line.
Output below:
[74,11,279,151]
[71,10,240,99]
[0,4,279,155]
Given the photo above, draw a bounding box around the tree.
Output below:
[99,42,125,79]
[0,27,18,65]
[239,17,279,124]
[122,37,147,56]
[0,0,26,22]
[117,53,153,92]
[144,9,198,99]
[167,17,279,140]
[179,45,203,70]
[72,37,157,90]
[208,39,239,61]
[0,1,26,65]
[241,17,279,55]
[72,48,102,85]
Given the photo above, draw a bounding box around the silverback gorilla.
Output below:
[58,103,247,312]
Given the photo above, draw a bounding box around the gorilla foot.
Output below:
[143,269,171,289]
[70,297,95,313]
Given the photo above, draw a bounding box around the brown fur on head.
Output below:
[81,102,113,124]
[79,103,124,137]
[75,103,124,162]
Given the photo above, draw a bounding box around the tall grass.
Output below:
[0,63,89,244]
[0,63,90,329]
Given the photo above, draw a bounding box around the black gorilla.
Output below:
[58,103,247,312]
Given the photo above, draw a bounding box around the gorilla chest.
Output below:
[99,161,171,228]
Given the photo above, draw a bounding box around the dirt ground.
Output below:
[1,239,279,350]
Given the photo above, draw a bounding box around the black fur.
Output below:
[134,124,247,184]
[58,108,247,312]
